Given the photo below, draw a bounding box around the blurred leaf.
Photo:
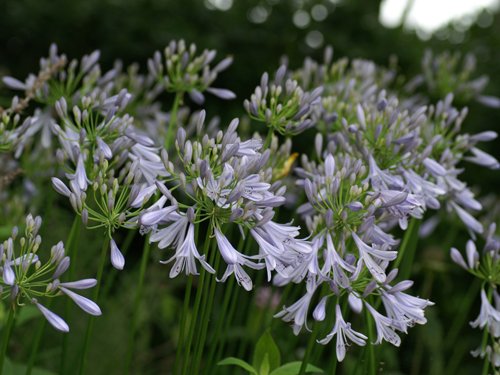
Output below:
[4,357,57,375]
[253,329,281,372]
[218,357,258,374]
[270,362,324,375]
[15,305,40,327]
[260,353,270,375]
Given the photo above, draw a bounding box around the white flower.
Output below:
[317,304,367,361]
[160,224,216,277]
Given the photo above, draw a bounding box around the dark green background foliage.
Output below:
[0,1,499,374]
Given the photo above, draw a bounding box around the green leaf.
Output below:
[260,353,270,375]
[253,329,281,372]
[218,357,258,374]
[15,305,41,327]
[3,357,57,375]
[269,362,324,375]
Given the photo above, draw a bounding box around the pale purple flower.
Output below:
[449,201,483,238]
[150,214,188,249]
[130,184,158,208]
[214,229,265,291]
[51,177,72,197]
[464,147,500,169]
[110,239,125,270]
[60,278,98,289]
[348,291,363,314]
[365,155,404,191]
[206,87,236,100]
[141,205,179,227]
[365,302,401,346]
[313,296,328,321]
[352,232,397,283]
[66,154,91,191]
[160,224,215,277]
[274,288,315,335]
[60,287,102,316]
[317,304,367,361]
[471,289,500,337]
[423,158,447,177]
[35,301,70,333]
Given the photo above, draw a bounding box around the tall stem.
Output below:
[60,218,82,374]
[79,237,109,375]
[192,250,221,375]
[165,91,182,150]
[393,218,421,280]
[180,229,212,375]
[482,287,493,375]
[0,307,15,375]
[27,216,80,375]
[263,127,274,151]
[174,275,193,375]
[124,233,151,374]
[366,306,376,375]
[298,320,319,375]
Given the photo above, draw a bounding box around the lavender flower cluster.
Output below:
[0,41,498,368]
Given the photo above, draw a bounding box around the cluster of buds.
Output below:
[244,65,323,135]
[147,39,236,104]
[0,214,100,332]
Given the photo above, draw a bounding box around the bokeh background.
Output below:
[0,0,499,374]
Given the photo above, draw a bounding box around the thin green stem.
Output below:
[174,275,193,375]
[192,250,221,375]
[165,91,183,150]
[60,218,82,375]
[298,320,319,375]
[0,307,15,375]
[394,218,422,280]
[263,127,274,151]
[481,287,493,375]
[180,230,212,375]
[203,276,235,375]
[365,306,376,375]
[79,237,109,375]
[203,231,242,375]
[124,233,151,374]
[27,216,80,375]
[444,277,481,349]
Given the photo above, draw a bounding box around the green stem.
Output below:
[481,287,493,375]
[263,127,274,151]
[444,277,481,349]
[393,218,422,279]
[298,320,319,375]
[0,307,15,375]
[192,250,221,375]
[79,238,109,375]
[365,306,376,375]
[203,230,242,375]
[180,230,212,375]
[124,233,151,374]
[27,216,80,375]
[174,275,193,375]
[203,276,235,375]
[60,218,82,375]
[165,91,183,150]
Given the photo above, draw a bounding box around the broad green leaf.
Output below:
[218,357,258,374]
[270,361,324,375]
[253,329,281,372]
[260,353,270,375]
[3,357,57,375]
